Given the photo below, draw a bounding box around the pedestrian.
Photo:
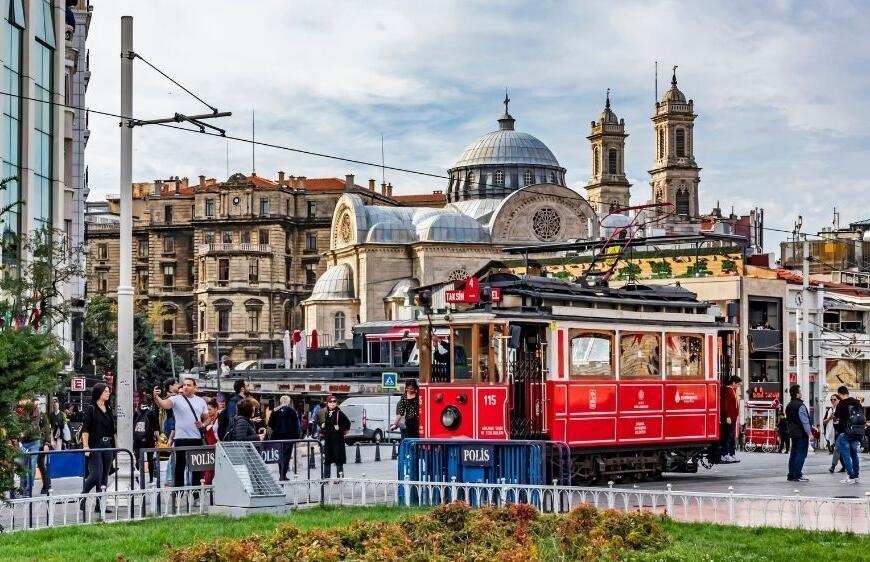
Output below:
[80,383,116,512]
[225,397,266,442]
[720,376,740,463]
[785,384,812,482]
[228,379,248,419]
[152,377,207,489]
[132,395,160,484]
[310,401,324,438]
[202,398,220,485]
[391,379,421,440]
[160,378,178,485]
[833,385,864,484]
[15,400,44,497]
[320,395,350,479]
[49,400,65,451]
[823,395,845,473]
[776,413,789,453]
[62,403,74,448]
[268,395,301,480]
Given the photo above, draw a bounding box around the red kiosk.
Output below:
[743,383,781,453]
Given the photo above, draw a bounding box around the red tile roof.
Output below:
[393,192,447,206]
[304,178,348,191]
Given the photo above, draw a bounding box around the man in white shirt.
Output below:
[153,377,207,488]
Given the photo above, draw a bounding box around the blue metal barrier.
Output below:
[397,439,571,505]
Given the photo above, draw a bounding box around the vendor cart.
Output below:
[744,404,778,453]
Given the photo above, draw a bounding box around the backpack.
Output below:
[847,405,866,439]
[133,408,151,442]
[222,417,236,442]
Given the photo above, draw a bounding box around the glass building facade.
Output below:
[1,0,25,263]
[33,0,55,231]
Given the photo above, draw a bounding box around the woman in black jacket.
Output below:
[80,383,116,512]
[320,395,350,478]
[225,398,265,442]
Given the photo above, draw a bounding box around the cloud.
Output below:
[84,1,870,250]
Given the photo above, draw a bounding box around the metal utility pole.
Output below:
[800,236,811,417]
[116,15,230,455]
[116,15,134,454]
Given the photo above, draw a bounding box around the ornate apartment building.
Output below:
[85,172,414,366]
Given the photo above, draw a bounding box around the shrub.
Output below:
[168,502,669,562]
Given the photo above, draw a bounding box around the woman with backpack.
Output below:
[133,395,159,484]
[320,395,350,479]
[224,398,266,442]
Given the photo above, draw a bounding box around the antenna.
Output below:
[654,60,658,103]
[251,109,256,174]
[381,133,385,185]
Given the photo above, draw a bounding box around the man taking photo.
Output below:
[153,377,207,489]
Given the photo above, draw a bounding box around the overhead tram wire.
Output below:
[131,51,219,114]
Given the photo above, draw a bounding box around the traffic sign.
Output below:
[70,377,86,392]
[382,372,398,389]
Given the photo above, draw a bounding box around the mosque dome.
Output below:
[306,264,355,301]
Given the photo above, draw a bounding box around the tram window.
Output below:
[569,331,614,379]
[666,333,704,379]
[477,324,490,381]
[619,333,661,380]
[451,327,473,380]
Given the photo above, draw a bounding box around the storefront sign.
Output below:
[748,382,781,402]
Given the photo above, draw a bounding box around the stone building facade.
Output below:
[85,172,402,366]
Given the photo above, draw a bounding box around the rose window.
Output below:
[339,212,353,244]
[447,269,469,281]
[532,207,561,241]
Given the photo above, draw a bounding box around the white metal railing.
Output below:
[7,478,870,535]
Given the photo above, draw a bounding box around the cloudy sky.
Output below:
[84,1,870,249]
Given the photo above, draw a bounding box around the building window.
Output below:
[523,170,533,186]
[199,310,205,333]
[222,230,232,244]
[334,312,346,343]
[163,316,174,336]
[259,229,269,245]
[248,308,260,333]
[304,263,316,287]
[163,264,175,287]
[240,230,251,244]
[164,205,173,224]
[249,259,259,284]
[97,243,108,260]
[218,258,229,283]
[33,2,55,231]
[204,231,215,244]
[96,271,108,293]
[1,0,25,263]
[675,189,690,217]
[185,307,195,333]
[307,201,316,218]
[138,239,148,258]
[593,147,600,176]
[205,199,215,217]
[163,236,175,254]
[137,269,148,293]
[494,170,504,187]
[259,197,269,216]
[657,129,665,159]
[285,257,292,283]
[608,148,618,174]
[675,128,686,157]
[466,172,475,193]
[305,234,317,252]
[188,259,195,285]
[549,172,556,184]
[217,309,230,334]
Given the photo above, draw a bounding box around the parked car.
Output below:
[340,395,402,443]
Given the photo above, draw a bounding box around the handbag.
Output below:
[62,423,72,442]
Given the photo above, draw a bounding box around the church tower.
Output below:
[649,67,701,232]
[585,90,631,214]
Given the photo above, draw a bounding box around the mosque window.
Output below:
[676,128,686,157]
[676,189,690,216]
[448,269,469,281]
[494,170,504,187]
[549,172,557,184]
[532,207,561,241]
[608,149,618,175]
[524,170,533,186]
[657,129,665,159]
[334,312,346,343]
[593,147,600,176]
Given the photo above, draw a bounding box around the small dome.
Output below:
[599,90,619,124]
[366,222,414,244]
[385,278,419,301]
[661,68,687,103]
[415,213,490,243]
[306,264,354,301]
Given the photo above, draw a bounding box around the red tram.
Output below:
[414,275,734,483]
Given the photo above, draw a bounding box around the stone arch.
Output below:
[488,184,599,243]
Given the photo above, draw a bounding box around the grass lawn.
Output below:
[3,506,870,562]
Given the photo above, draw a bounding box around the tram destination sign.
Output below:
[445,277,501,304]
[460,445,495,467]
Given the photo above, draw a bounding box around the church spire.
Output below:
[498,89,515,131]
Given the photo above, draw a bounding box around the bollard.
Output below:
[354,443,362,464]
[374,442,381,462]
[391,441,398,460]
[308,445,316,469]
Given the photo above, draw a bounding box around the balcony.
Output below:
[156,285,193,294]
[199,243,272,255]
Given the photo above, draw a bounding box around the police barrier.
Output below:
[397,439,571,505]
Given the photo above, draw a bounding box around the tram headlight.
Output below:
[441,406,461,430]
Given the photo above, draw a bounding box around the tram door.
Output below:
[508,323,547,439]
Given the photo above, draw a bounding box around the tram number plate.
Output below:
[460,445,495,467]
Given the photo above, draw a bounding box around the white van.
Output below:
[340,395,402,443]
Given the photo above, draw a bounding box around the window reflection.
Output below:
[619,333,661,380]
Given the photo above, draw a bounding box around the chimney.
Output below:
[381,182,387,195]
[387,183,393,197]
[278,171,285,187]
[368,179,376,190]
[345,174,355,192]
[198,175,206,188]
[181,177,189,190]
[288,175,296,188]
[298,176,307,190]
